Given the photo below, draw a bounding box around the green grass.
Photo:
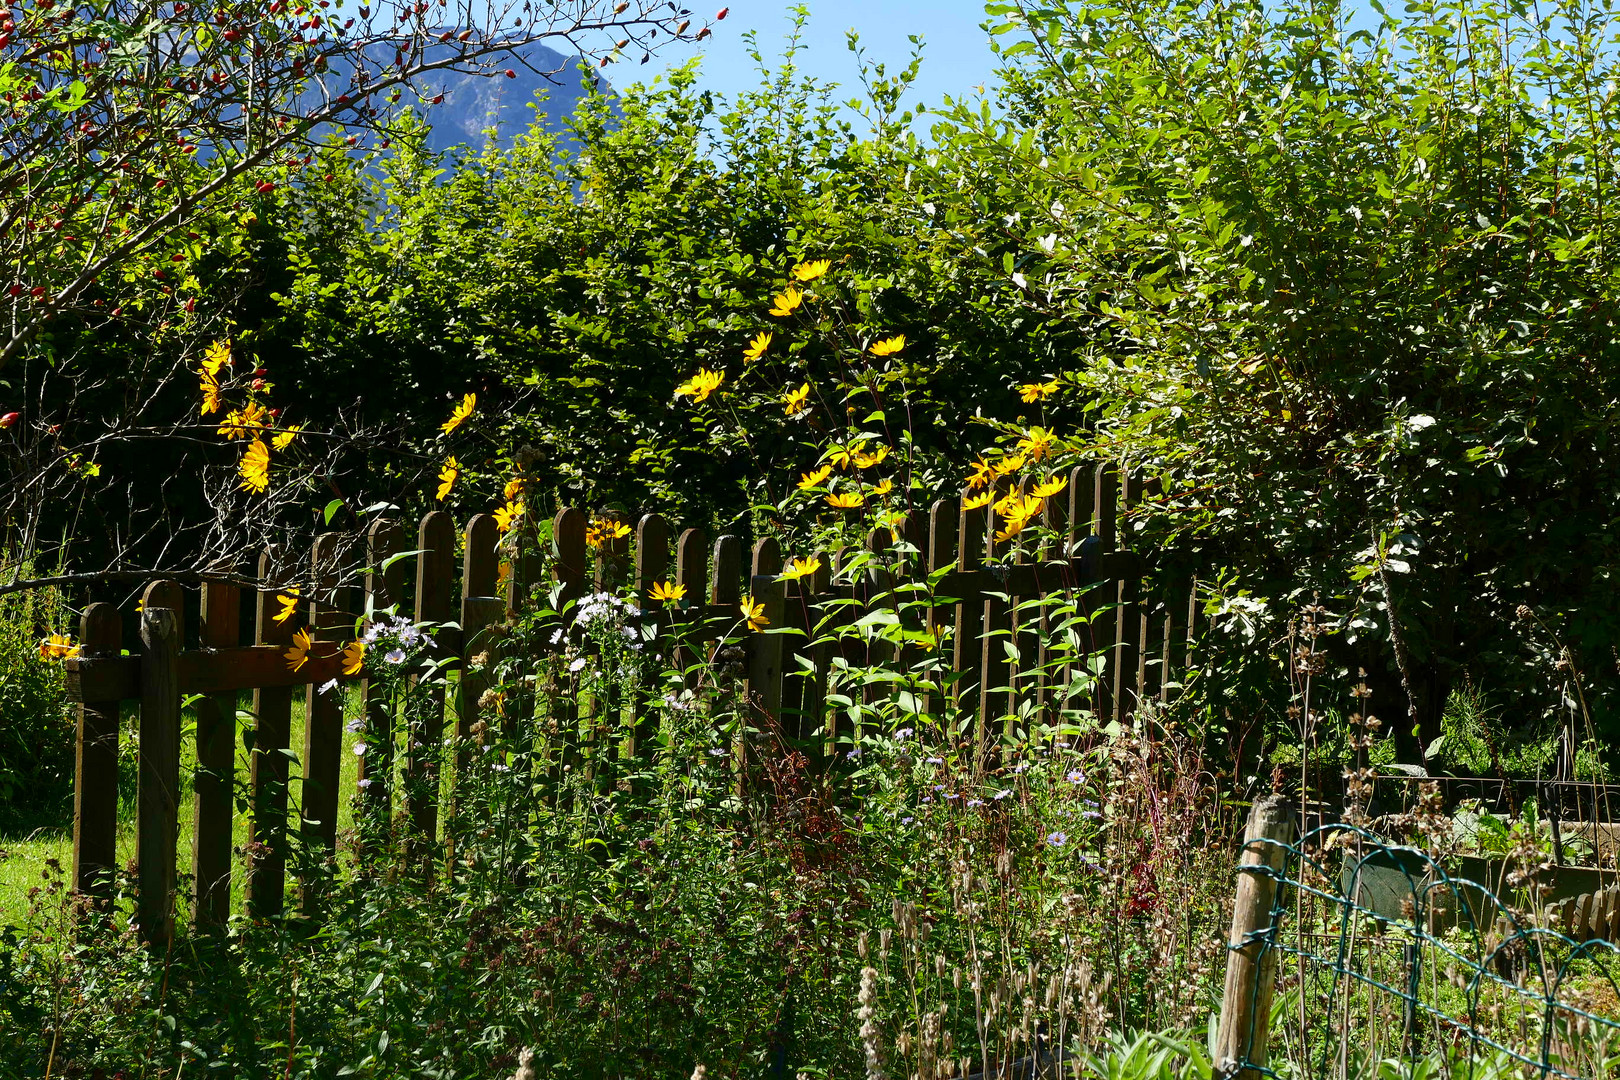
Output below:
[0,680,408,924]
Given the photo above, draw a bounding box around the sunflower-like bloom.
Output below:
[272,425,302,451]
[962,490,995,510]
[201,340,232,377]
[1019,380,1058,403]
[494,499,525,533]
[778,556,822,583]
[792,259,831,282]
[273,587,301,625]
[1032,475,1067,499]
[994,452,1027,477]
[284,627,312,672]
[743,331,772,361]
[870,477,894,497]
[853,445,890,469]
[826,491,864,509]
[649,580,687,603]
[436,456,459,502]
[441,392,477,434]
[784,382,811,417]
[966,458,996,491]
[674,368,724,403]
[219,402,268,440]
[740,597,769,632]
[38,633,80,660]
[586,518,632,548]
[994,494,1045,542]
[869,334,905,357]
[341,639,366,676]
[199,369,223,416]
[503,477,524,501]
[768,287,803,317]
[797,464,833,490]
[238,438,271,493]
[1017,427,1055,462]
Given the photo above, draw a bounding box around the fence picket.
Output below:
[137,580,184,946]
[360,521,404,824]
[674,527,708,687]
[1112,468,1143,724]
[1092,464,1118,723]
[193,577,239,932]
[299,532,345,913]
[924,498,958,720]
[72,603,121,905]
[248,550,294,918]
[407,511,456,847]
[953,490,988,731]
[457,513,502,752]
[630,514,672,765]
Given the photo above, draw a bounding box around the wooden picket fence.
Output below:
[58,462,1196,942]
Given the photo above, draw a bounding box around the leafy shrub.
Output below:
[0,577,74,836]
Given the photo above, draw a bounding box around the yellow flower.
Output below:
[740,597,769,632]
[1017,427,1055,462]
[994,493,1044,542]
[238,438,271,493]
[743,330,773,361]
[284,627,312,672]
[38,633,80,660]
[1032,475,1067,499]
[674,368,724,403]
[341,639,366,676]
[768,286,803,317]
[966,458,996,491]
[853,445,890,469]
[869,334,905,357]
[792,259,831,282]
[962,490,994,510]
[503,477,524,501]
[779,556,822,582]
[494,499,525,533]
[218,401,268,440]
[441,392,476,434]
[1019,380,1059,403]
[826,491,864,509]
[784,382,811,417]
[273,588,301,625]
[649,580,687,603]
[994,452,1027,476]
[797,464,833,490]
[201,340,231,376]
[199,369,223,416]
[436,456,459,502]
[870,478,893,497]
[271,425,302,451]
[586,517,632,548]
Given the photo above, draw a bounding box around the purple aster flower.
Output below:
[352,742,368,756]
[1066,769,1085,784]
[344,717,364,734]
[356,778,373,790]
[901,816,914,825]
[1046,831,1068,847]
[967,798,984,808]
[385,648,406,664]
[994,789,1012,801]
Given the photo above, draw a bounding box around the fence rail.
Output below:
[58,462,1196,941]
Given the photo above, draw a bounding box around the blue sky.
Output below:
[647,1,1000,116]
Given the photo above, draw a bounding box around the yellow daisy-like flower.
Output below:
[494,499,525,533]
[1017,427,1055,462]
[870,478,893,497]
[797,464,833,490]
[768,287,803,317]
[743,330,773,361]
[586,518,632,548]
[649,580,687,603]
[966,458,996,491]
[784,382,811,417]
[853,445,890,469]
[778,556,822,583]
[272,587,301,625]
[271,425,302,451]
[962,490,995,510]
[503,477,524,501]
[218,401,268,440]
[826,491,864,509]
[740,597,769,632]
[38,633,80,660]
[994,452,1028,477]
[199,369,223,416]
[1032,475,1067,499]
[441,392,477,434]
[284,627,312,672]
[436,456,459,502]
[201,340,232,377]
[1019,380,1059,403]
[869,334,905,357]
[341,639,366,677]
[674,368,724,403]
[792,259,831,283]
[238,438,271,493]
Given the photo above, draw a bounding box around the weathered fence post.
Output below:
[299,532,346,915]
[1215,796,1296,1079]
[406,511,456,848]
[248,549,294,919]
[137,580,184,947]
[193,575,240,932]
[745,535,786,736]
[72,603,122,907]
[360,520,405,834]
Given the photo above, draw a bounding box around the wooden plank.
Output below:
[361,520,403,828]
[953,490,988,731]
[72,603,121,905]
[711,534,744,608]
[674,527,708,687]
[248,549,294,919]
[630,514,672,762]
[137,580,184,946]
[192,577,239,933]
[1113,467,1143,723]
[980,489,1012,766]
[406,511,457,847]
[299,533,346,913]
[923,498,958,719]
[456,514,501,777]
[745,537,785,726]
[1092,463,1118,723]
[551,508,588,799]
[863,527,896,712]
[593,508,632,590]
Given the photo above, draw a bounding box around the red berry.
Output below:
[269,408,282,419]
[253,367,268,378]
[251,378,266,391]
[716,6,728,17]
[0,412,19,429]
[505,69,515,78]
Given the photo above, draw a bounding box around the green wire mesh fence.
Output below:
[1214,797,1620,1079]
